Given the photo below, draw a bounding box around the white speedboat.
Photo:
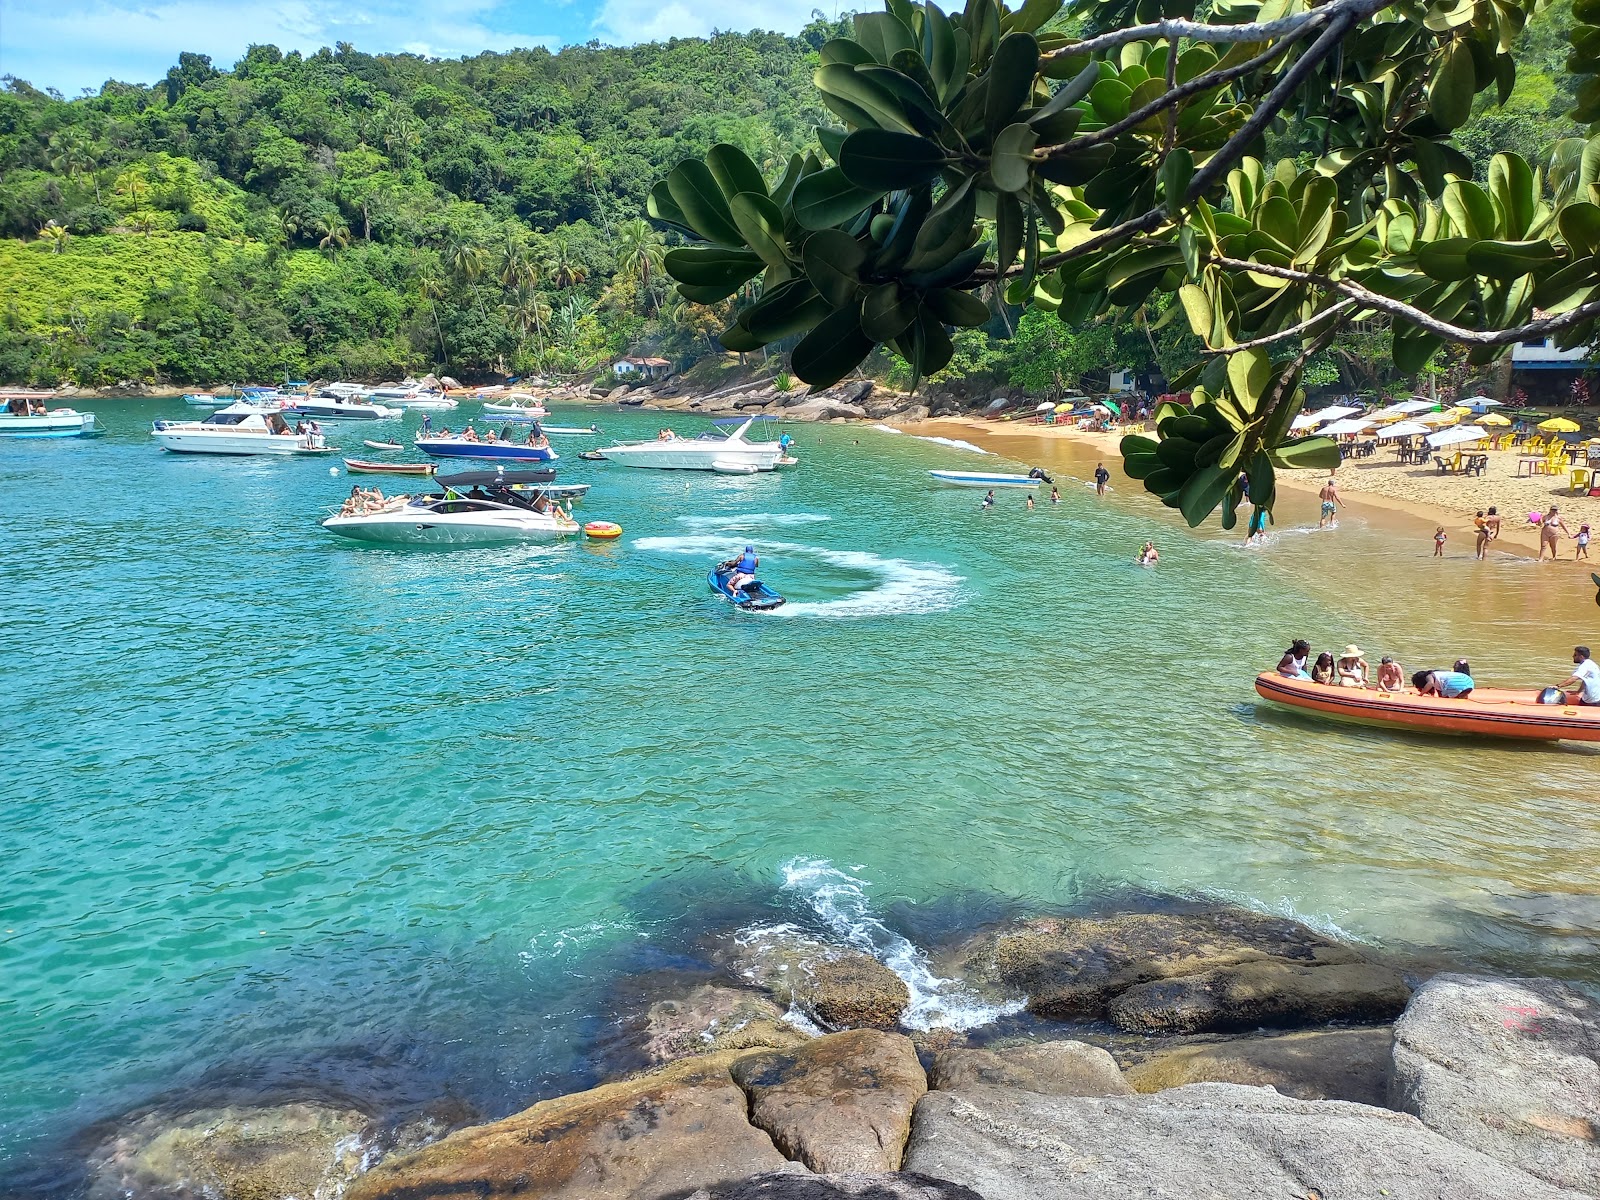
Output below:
[368,383,457,411]
[598,415,787,472]
[0,406,98,438]
[152,404,334,455]
[482,392,548,417]
[282,394,401,421]
[321,468,580,545]
[183,393,232,407]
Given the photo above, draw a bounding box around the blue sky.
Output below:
[0,0,837,93]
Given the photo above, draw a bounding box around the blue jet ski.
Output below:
[708,559,785,610]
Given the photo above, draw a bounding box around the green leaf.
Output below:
[816,126,849,164]
[820,38,876,66]
[719,319,764,353]
[793,167,888,230]
[838,129,949,190]
[1005,0,1062,33]
[1559,203,1600,255]
[854,10,919,64]
[1177,284,1212,339]
[1227,348,1270,417]
[924,287,991,325]
[1177,465,1232,527]
[986,33,1040,139]
[802,229,868,308]
[707,144,767,203]
[742,279,833,341]
[678,281,747,304]
[1052,60,1101,111]
[729,192,791,270]
[792,299,875,388]
[995,193,1024,270]
[916,304,955,375]
[814,64,917,133]
[990,122,1038,193]
[1427,40,1477,132]
[1161,148,1193,219]
[1392,323,1443,373]
[1417,236,1476,281]
[1267,435,1340,471]
[1464,239,1557,280]
[924,2,959,97]
[904,243,987,288]
[664,246,766,288]
[906,177,977,271]
[862,282,920,339]
[1089,77,1132,124]
[1443,180,1496,240]
[667,160,744,246]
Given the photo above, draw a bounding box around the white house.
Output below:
[613,356,673,381]
[1511,338,1594,370]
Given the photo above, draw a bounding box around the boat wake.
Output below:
[676,512,832,532]
[634,534,965,618]
[769,857,1021,1031]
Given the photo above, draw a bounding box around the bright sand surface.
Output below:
[926,416,1600,561]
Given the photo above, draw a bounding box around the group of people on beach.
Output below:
[1277,639,1600,704]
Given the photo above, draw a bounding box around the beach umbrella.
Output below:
[1103,399,1122,416]
[1539,417,1581,432]
[1418,410,1458,427]
[1460,395,1501,411]
[1425,424,1488,448]
[1320,417,1373,436]
[1375,420,1431,439]
[1054,401,1075,412]
[1036,401,1055,412]
[1479,413,1511,426]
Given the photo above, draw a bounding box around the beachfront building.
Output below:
[612,355,673,381]
[1511,337,1595,404]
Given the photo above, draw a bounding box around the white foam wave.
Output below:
[778,857,1022,1031]
[675,512,833,531]
[914,435,991,455]
[871,424,904,435]
[632,536,965,619]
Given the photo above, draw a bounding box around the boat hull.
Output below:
[482,402,548,417]
[601,445,780,471]
[282,401,400,420]
[929,470,1039,488]
[383,396,458,411]
[1253,672,1600,742]
[322,512,576,545]
[0,412,98,438]
[343,459,436,475]
[153,430,331,455]
[415,440,558,462]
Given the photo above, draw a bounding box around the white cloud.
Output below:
[590,0,827,45]
[0,0,561,92]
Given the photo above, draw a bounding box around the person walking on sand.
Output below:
[1539,505,1571,560]
[1094,463,1110,495]
[1484,506,1502,547]
[1318,476,1342,528]
[1577,523,1591,560]
[1433,525,1447,556]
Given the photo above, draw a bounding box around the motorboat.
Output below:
[343,459,436,475]
[511,480,589,501]
[183,393,231,407]
[363,439,404,451]
[930,468,1052,488]
[599,415,787,472]
[481,393,548,417]
[368,382,457,410]
[321,467,581,545]
[415,434,558,462]
[708,559,785,610]
[1253,672,1600,743]
[152,404,334,455]
[282,394,401,421]
[0,405,99,438]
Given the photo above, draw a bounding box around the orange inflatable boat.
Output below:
[1254,672,1600,742]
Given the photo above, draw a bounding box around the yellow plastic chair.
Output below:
[1449,450,1463,472]
[1571,467,1593,494]
[1527,436,1546,452]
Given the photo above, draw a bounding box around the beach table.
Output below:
[1517,456,1551,477]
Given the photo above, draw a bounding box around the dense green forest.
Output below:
[0,1,1584,389]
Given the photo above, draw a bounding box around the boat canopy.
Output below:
[436,468,556,488]
[711,414,779,425]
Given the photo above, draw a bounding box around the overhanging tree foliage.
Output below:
[655,0,1600,529]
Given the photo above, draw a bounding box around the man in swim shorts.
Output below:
[1318,477,1342,528]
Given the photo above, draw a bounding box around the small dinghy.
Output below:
[930,467,1053,488]
[344,459,436,475]
[579,449,607,461]
[708,560,785,611]
[363,439,404,452]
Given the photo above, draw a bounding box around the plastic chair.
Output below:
[1450,451,1463,472]
[1571,468,1593,493]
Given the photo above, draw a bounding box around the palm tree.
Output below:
[419,274,449,363]
[317,218,351,255]
[504,285,553,366]
[497,233,537,291]
[383,111,420,166]
[48,132,99,202]
[131,211,157,237]
[278,209,303,246]
[614,217,666,313]
[443,233,490,287]
[574,145,612,233]
[549,238,587,289]
[553,295,588,349]
[37,221,69,254]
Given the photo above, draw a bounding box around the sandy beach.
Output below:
[924,415,1600,562]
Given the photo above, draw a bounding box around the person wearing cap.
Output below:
[1335,644,1369,688]
[727,544,759,596]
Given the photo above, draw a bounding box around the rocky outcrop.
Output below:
[779,397,867,422]
[727,928,909,1030]
[903,1082,1585,1200]
[961,908,1408,1033]
[642,983,813,1064]
[929,1040,1132,1098]
[688,1172,983,1200]
[84,1100,376,1200]
[1120,1026,1393,1106]
[1391,973,1600,1195]
[344,1051,796,1200]
[731,1030,927,1173]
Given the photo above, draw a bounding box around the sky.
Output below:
[0,0,838,94]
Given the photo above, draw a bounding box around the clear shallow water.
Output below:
[4,400,1599,1190]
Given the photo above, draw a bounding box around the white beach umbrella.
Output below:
[1375,420,1431,440]
[1393,398,1439,414]
[1425,424,1488,448]
[1035,401,1055,412]
[1459,395,1501,411]
[1320,417,1374,436]
[1291,404,1361,431]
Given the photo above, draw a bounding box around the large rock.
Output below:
[883,405,930,426]
[728,928,909,1030]
[689,1172,982,1199]
[1391,973,1600,1195]
[961,908,1372,1022]
[929,1041,1132,1098]
[1106,958,1411,1034]
[782,398,868,422]
[84,1101,375,1200]
[345,1052,796,1200]
[1120,1026,1393,1105]
[731,1030,926,1173]
[903,1082,1584,1200]
[642,984,813,1064]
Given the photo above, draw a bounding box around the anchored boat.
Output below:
[929,468,1052,488]
[322,468,580,545]
[599,415,788,472]
[152,405,333,455]
[0,406,98,438]
[1253,672,1600,743]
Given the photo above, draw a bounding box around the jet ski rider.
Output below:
[727,544,759,595]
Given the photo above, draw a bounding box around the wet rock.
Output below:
[730,1030,926,1173]
[929,1041,1132,1098]
[345,1051,796,1200]
[883,405,930,426]
[903,1082,1581,1200]
[1106,958,1411,1034]
[643,984,813,1064]
[728,928,909,1030]
[84,1100,373,1200]
[782,398,868,422]
[688,1171,983,1200]
[605,384,631,401]
[1120,1026,1393,1106]
[960,908,1368,1021]
[1391,973,1600,1195]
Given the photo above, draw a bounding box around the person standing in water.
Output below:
[1539,505,1571,560]
[1094,463,1110,494]
[981,489,995,510]
[1026,493,1035,511]
[1318,476,1342,528]
[1433,526,1447,556]
[1050,486,1060,504]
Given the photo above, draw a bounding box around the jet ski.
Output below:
[708,560,786,610]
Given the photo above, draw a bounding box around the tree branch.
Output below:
[1202,299,1357,354]
[1042,0,1385,60]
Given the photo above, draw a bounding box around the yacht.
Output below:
[282,393,401,421]
[321,468,580,545]
[368,382,457,411]
[151,404,335,455]
[0,403,98,438]
[481,392,548,417]
[597,415,788,472]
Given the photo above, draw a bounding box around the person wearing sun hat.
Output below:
[1335,644,1370,688]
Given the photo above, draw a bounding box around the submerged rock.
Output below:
[642,983,813,1064]
[1391,972,1600,1195]
[903,1081,1583,1200]
[344,1051,796,1200]
[1119,1026,1393,1106]
[1106,958,1410,1034]
[84,1100,373,1200]
[727,928,909,1030]
[687,1172,983,1199]
[730,1030,926,1173]
[928,1040,1132,1098]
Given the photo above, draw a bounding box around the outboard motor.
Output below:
[1535,687,1567,705]
[1027,467,1055,484]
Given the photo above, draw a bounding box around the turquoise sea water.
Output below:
[4,399,1598,1191]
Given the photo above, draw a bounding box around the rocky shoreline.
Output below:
[72,903,1600,1200]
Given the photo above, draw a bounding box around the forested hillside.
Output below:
[0,1,1583,389]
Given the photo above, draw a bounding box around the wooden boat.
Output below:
[1253,672,1600,742]
[343,458,437,475]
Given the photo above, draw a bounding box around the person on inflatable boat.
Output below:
[727,545,759,595]
[1413,665,1475,698]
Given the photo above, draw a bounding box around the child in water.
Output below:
[1433,526,1447,556]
